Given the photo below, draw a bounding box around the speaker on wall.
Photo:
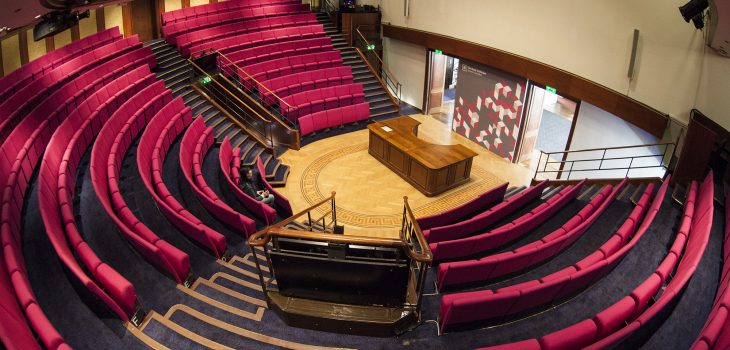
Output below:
[404,0,410,17]
[627,29,640,80]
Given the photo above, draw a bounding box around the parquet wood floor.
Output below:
[279,114,532,238]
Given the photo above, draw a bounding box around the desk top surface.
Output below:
[368,116,478,169]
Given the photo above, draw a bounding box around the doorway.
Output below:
[517,85,578,173]
[425,51,459,125]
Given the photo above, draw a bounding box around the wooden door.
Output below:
[517,86,546,165]
[427,52,447,115]
[130,0,158,42]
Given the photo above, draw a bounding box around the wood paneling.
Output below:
[70,24,81,42]
[96,7,106,32]
[45,37,54,53]
[18,29,29,65]
[129,0,158,41]
[383,24,669,138]
[122,4,133,37]
[182,0,191,8]
[0,41,4,77]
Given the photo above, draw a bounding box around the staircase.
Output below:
[143,39,291,186]
[316,12,401,120]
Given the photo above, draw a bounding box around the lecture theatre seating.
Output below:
[430,181,587,262]
[0,27,122,103]
[161,0,299,25]
[0,31,151,350]
[190,23,324,57]
[423,180,549,243]
[162,0,302,39]
[417,183,509,231]
[238,51,343,90]
[137,98,228,259]
[259,66,354,106]
[175,11,317,57]
[479,172,714,349]
[219,138,279,225]
[437,180,625,288]
[90,80,191,284]
[280,83,365,120]
[0,35,144,142]
[179,118,257,236]
[690,192,730,349]
[225,37,333,68]
[439,182,661,331]
[298,102,371,136]
[38,66,156,325]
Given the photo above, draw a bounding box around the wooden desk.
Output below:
[368,116,478,197]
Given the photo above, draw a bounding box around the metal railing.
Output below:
[190,50,301,150]
[533,141,679,181]
[248,193,432,315]
[353,26,403,107]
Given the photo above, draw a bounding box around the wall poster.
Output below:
[452,59,527,162]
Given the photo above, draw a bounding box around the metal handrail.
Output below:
[533,140,678,181]
[188,58,276,148]
[353,26,402,106]
[213,50,294,110]
[321,0,337,23]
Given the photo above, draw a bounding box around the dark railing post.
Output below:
[626,157,634,177]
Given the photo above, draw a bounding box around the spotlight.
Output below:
[679,0,709,23]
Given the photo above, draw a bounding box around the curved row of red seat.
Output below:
[238,50,342,90]
[255,156,294,218]
[259,66,353,106]
[161,0,295,25]
[280,83,365,121]
[162,0,299,36]
[224,37,332,70]
[417,184,509,231]
[138,98,229,259]
[482,172,714,350]
[423,180,549,243]
[0,27,121,102]
[299,102,370,136]
[177,11,316,56]
[430,181,586,261]
[439,182,659,332]
[91,81,191,284]
[0,33,151,350]
[219,138,278,225]
[438,180,625,289]
[38,66,155,327]
[0,32,154,349]
[192,23,324,58]
[180,118,257,237]
[0,36,143,142]
[691,194,730,349]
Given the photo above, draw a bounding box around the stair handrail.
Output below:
[354,26,402,107]
[533,139,679,182]
[215,50,294,111]
[188,53,301,150]
[321,0,337,23]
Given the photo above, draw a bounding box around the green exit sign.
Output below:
[200,76,212,85]
[434,49,443,55]
[546,86,557,94]
[367,44,376,50]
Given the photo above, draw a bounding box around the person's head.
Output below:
[245,168,254,181]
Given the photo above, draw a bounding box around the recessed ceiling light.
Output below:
[35,14,41,19]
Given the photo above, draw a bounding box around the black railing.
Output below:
[533,141,679,181]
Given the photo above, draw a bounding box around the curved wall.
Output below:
[365,0,728,129]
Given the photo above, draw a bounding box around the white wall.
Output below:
[365,0,730,128]
[565,102,665,179]
[382,37,426,108]
[696,50,730,130]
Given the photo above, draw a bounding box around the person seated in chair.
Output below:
[239,168,275,206]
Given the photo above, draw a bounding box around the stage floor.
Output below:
[278,114,532,238]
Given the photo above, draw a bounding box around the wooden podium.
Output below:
[368,116,478,197]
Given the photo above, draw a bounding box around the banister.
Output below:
[355,26,400,87]
[541,141,676,156]
[214,50,294,110]
[354,47,400,107]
